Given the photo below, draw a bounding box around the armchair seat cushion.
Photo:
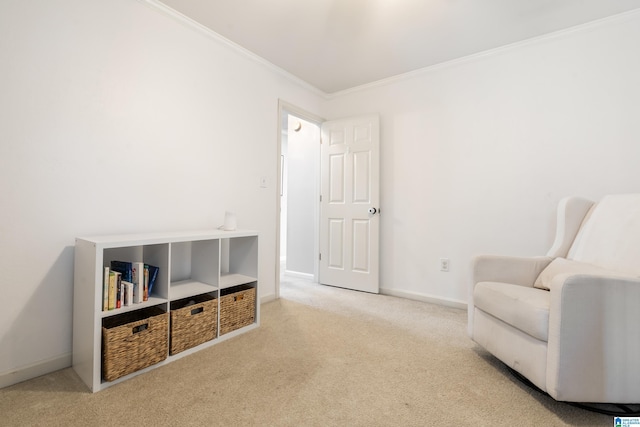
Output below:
[474,282,550,341]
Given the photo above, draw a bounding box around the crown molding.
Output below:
[327,7,640,99]
[138,1,640,100]
[140,0,328,99]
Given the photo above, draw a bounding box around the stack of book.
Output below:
[102,261,159,311]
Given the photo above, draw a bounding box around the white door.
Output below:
[319,114,380,293]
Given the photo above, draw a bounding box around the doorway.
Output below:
[276,103,381,297]
[277,102,322,295]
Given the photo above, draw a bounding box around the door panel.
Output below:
[319,114,379,293]
[329,154,345,203]
[328,219,344,269]
[352,219,370,273]
[353,150,371,203]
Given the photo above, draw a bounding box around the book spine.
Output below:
[115,272,122,309]
[147,265,159,296]
[143,265,149,301]
[108,271,116,310]
[122,281,133,306]
[127,281,133,306]
[133,261,145,304]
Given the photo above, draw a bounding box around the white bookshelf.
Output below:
[72,229,259,392]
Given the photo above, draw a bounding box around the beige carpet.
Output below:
[0,277,611,426]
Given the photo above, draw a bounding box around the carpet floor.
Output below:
[0,277,612,426]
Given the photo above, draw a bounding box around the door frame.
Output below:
[275,100,324,299]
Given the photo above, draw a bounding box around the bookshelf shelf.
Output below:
[98,296,166,319]
[170,279,218,300]
[220,273,257,289]
[73,229,259,392]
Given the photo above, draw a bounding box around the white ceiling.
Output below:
[158,0,640,94]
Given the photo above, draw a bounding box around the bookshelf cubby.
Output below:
[72,229,259,392]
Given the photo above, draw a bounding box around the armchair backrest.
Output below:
[546,196,594,259]
[566,194,640,275]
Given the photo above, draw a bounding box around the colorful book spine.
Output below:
[115,272,122,309]
[147,264,159,296]
[143,265,149,301]
[108,271,117,310]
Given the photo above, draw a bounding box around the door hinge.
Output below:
[319,253,322,261]
[320,195,323,202]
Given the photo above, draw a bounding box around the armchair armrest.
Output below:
[473,255,552,288]
[468,255,551,337]
[546,275,640,402]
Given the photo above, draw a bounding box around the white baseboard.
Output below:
[283,270,314,280]
[0,353,72,389]
[380,287,468,310]
[260,293,277,304]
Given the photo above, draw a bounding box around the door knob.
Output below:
[368,207,378,215]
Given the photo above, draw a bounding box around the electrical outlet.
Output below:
[440,258,450,272]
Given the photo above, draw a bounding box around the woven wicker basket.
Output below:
[170,293,217,355]
[102,306,168,382]
[220,284,256,335]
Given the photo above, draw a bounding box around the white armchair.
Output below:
[469,194,640,403]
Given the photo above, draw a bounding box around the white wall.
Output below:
[0,0,322,383]
[321,10,640,306]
